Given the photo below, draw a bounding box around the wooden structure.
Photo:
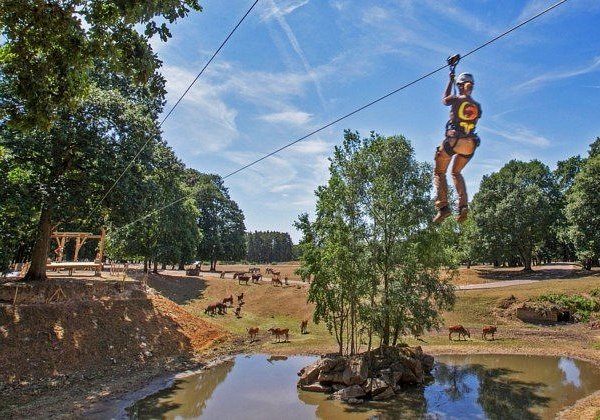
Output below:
[46,262,103,276]
[51,228,106,263]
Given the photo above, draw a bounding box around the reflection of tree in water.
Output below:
[434,363,550,420]
[128,360,235,418]
[434,364,472,401]
[475,365,550,420]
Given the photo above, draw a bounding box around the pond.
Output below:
[127,354,600,419]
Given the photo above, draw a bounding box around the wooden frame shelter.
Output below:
[51,228,106,263]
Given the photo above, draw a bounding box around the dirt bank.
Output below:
[2,265,599,419]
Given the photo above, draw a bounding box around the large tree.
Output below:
[566,153,600,270]
[471,160,560,271]
[296,130,456,355]
[187,170,246,271]
[1,1,202,280]
[0,0,201,128]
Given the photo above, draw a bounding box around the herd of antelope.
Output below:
[246,319,310,344]
[448,324,498,341]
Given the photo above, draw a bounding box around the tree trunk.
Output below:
[24,207,53,282]
[153,260,158,274]
[178,259,185,270]
[161,262,167,270]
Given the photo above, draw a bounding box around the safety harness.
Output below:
[442,54,480,158]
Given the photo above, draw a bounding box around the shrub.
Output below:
[537,293,600,322]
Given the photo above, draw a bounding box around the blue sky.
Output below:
[149,0,600,243]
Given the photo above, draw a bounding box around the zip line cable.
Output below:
[115,0,569,232]
[84,0,260,225]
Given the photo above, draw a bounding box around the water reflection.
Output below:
[129,354,600,420]
[558,357,581,387]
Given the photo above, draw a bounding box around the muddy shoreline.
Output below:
[79,344,600,419]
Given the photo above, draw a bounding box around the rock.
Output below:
[366,378,388,396]
[400,369,419,384]
[420,354,434,372]
[319,356,343,372]
[338,384,366,401]
[380,368,395,387]
[342,357,368,386]
[318,371,344,384]
[298,361,322,386]
[347,398,363,404]
[301,383,332,393]
[372,386,395,401]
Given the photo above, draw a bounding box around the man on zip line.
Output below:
[433,56,482,224]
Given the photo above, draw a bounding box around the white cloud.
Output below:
[362,6,391,25]
[480,125,551,148]
[258,110,312,126]
[289,138,331,155]
[514,57,600,92]
[262,0,327,109]
[260,0,309,20]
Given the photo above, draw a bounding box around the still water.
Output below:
[128,354,600,419]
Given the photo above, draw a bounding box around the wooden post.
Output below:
[98,227,106,263]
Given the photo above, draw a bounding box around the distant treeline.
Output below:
[246,231,294,263]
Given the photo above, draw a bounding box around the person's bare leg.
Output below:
[433,144,453,223]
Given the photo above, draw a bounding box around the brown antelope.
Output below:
[234,305,242,318]
[251,273,262,283]
[247,326,259,341]
[238,275,250,285]
[233,271,246,279]
[222,294,234,306]
[204,303,217,316]
[482,325,497,340]
[271,278,282,287]
[219,271,226,278]
[237,292,244,304]
[448,325,470,341]
[300,319,308,334]
[268,327,289,343]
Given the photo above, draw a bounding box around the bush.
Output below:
[538,293,600,322]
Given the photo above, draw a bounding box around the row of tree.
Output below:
[0,1,249,279]
[461,138,600,271]
[246,231,295,263]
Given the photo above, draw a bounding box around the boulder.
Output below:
[372,386,395,401]
[342,357,368,386]
[420,354,434,372]
[338,384,366,401]
[298,361,322,386]
[365,378,388,396]
[318,371,344,384]
[300,383,332,393]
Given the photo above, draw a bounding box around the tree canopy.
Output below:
[296,130,456,355]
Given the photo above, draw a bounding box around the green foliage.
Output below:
[538,293,600,322]
[187,170,246,271]
[471,160,560,270]
[565,152,600,270]
[0,0,202,128]
[246,231,294,263]
[590,288,600,298]
[296,130,456,355]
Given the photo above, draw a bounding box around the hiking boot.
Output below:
[456,206,469,223]
[433,206,452,224]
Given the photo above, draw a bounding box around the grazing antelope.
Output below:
[300,319,308,334]
[219,271,226,278]
[247,326,259,341]
[268,327,289,343]
[237,292,244,304]
[251,273,262,283]
[222,294,234,306]
[233,271,246,279]
[204,303,217,316]
[482,325,497,340]
[266,268,274,274]
[250,267,261,274]
[234,306,242,318]
[448,325,470,341]
[238,275,250,285]
[271,278,282,287]
[215,302,227,315]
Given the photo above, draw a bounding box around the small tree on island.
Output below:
[295,130,456,356]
